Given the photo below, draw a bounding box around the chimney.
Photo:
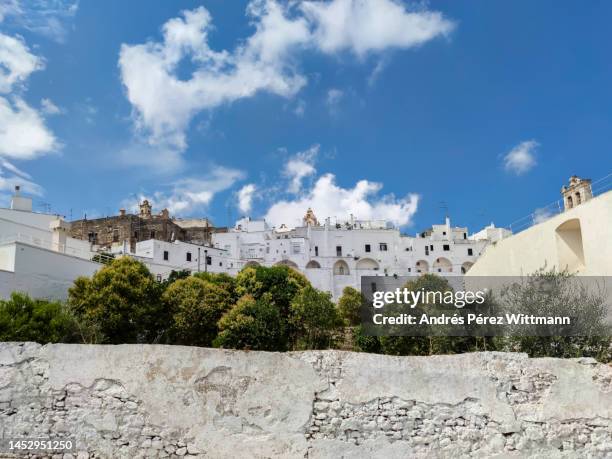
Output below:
[10,185,32,212]
[49,218,70,253]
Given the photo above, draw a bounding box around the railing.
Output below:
[507,172,612,234]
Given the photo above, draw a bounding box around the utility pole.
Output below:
[197,247,201,273]
[204,249,208,273]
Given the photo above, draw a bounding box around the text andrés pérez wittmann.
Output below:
[370,288,571,326]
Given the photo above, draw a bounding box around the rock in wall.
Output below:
[0,343,610,458]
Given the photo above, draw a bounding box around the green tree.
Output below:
[214,294,285,351]
[494,270,611,362]
[68,257,165,344]
[337,286,364,326]
[290,286,343,350]
[193,272,238,305]
[160,269,191,288]
[162,277,231,347]
[236,265,310,315]
[0,293,100,343]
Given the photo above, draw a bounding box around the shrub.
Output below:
[214,294,285,351]
[0,292,94,343]
[338,286,364,326]
[290,286,343,350]
[68,257,164,343]
[162,277,231,347]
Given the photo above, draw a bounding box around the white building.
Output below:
[132,239,232,281]
[0,187,102,300]
[212,210,501,298]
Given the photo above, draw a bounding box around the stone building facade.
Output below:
[69,200,224,251]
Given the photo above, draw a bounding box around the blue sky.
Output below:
[1,0,611,233]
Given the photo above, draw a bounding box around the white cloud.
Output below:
[237,183,257,214]
[119,1,454,153]
[0,32,44,93]
[119,3,310,151]
[0,0,20,23]
[122,166,245,216]
[325,88,343,112]
[0,30,58,160]
[284,144,318,193]
[0,96,58,159]
[503,140,538,175]
[301,0,455,56]
[40,97,63,115]
[0,0,79,43]
[532,207,554,224]
[265,172,419,228]
[0,158,43,196]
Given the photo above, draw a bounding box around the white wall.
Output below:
[467,190,612,276]
[134,239,232,280]
[0,242,101,300]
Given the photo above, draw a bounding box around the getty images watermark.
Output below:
[360,276,612,337]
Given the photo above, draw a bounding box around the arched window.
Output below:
[566,195,573,209]
[575,192,581,205]
[333,260,350,275]
[306,260,321,269]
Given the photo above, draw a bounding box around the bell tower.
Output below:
[561,176,592,211]
[303,208,319,226]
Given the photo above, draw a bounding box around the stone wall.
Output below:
[0,343,610,458]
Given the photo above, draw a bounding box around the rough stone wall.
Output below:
[0,343,610,459]
[69,215,188,251]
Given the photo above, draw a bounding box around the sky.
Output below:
[1,0,611,234]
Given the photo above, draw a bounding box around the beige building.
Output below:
[467,177,612,277]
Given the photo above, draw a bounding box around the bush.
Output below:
[0,292,96,343]
[290,286,343,350]
[214,294,285,351]
[162,277,232,347]
[338,286,364,326]
[236,265,310,315]
[193,272,238,305]
[68,257,165,344]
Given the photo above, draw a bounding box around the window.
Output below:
[365,244,371,253]
[134,231,139,239]
[425,247,429,256]
[186,252,192,262]
[467,248,473,256]
[112,230,119,243]
[292,243,301,254]
[443,244,450,251]
[336,246,342,256]
[150,230,155,239]
[463,233,467,240]
[379,243,388,251]
[88,232,96,243]
[442,231,446,235]
[430,245,434,251]
[315,246,319,256]
[163,251,169,261]
[156,274,162,282]
[206,256,212,265]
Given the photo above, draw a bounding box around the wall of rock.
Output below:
[0,343,610,458]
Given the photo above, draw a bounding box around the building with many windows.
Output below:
[212,210,501,298]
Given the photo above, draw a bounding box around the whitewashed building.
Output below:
[212,210,504,298]
[131,239,231,281]
[0,187,102,300]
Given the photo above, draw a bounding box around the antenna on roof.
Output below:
[439,201,448,221]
